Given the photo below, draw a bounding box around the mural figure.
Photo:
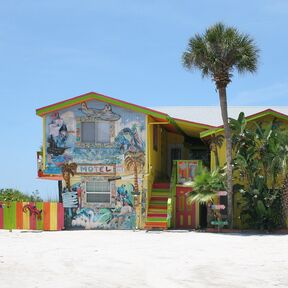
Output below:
[76,181,85,208]
[62,162,77,191]
[110,199,133,228]
[47,135,69,156]
[71,208,113,229]
[115,126,144,154]
[79,102,121,121]
[22,204,42,220]
[124,151,145,193]
[71,206,134,230]
[71,183,135,230]
[47,112,69,156]
[116,183,134,206]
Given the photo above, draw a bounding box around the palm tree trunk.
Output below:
[282,174,288,228]
[218,87,233,228]
[134,163,139,193]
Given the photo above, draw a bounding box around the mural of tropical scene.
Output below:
[43,100,146,230]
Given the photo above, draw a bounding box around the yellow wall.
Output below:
[208,114,288,228]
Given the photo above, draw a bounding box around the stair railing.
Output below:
[167,160,177,228]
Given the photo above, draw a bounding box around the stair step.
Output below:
[150,201,167,205]
[151,196,168,201]
[153,183,170,189]
[145,182,170,230]
[152,188,170,193]
[149,204,167,209]
[148,209,167,213]
[151,194,170,199]
[146,217,167,222]
[144,222,167,229]
[147,213,167,218]
[147,209,167,213]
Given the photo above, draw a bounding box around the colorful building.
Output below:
[36,92,288,230]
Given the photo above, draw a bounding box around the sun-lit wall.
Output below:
[42,99,147,230]
[208,114,288,228]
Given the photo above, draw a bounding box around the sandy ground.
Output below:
[0,230,287,288]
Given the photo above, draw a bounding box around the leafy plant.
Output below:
[187,166,226,204]
[0,188,43,203]
[230,113,288,230]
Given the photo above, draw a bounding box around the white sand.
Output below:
[0,230,287,288]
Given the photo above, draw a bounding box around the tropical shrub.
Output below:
[230,113,288,230]
[0,188,43,203]
[187,166,226,204]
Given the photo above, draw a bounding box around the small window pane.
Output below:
[81,122,95,143]
[87,193,110,203]
[86,181,110,192]
[96,121,110,143]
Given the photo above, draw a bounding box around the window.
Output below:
[153,125,158,151]
[81,121,111,144]
[86,181,111,203]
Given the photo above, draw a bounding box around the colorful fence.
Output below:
[0,202,64,231]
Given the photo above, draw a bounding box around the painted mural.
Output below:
[43,100,146,230]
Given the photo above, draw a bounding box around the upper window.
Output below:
[86,180,111,203]
[81,121,111,144]
[153,125,158,151]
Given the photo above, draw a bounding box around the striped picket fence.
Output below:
[0,202,64,231]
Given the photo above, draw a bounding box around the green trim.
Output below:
[200,110,288,138]
[36,92,167,120]
[200,127,224,138]
[174,118,213,130]
[166,116,192,139]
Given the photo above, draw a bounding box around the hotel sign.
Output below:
[76,164,115,175]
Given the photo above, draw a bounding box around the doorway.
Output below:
[168,144,183,177]
[199,203,207,228]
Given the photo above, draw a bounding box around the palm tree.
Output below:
[187,167,225,204]
[62,162,77,191]
[124,151,145,193]
[207,134,224,168]
[182,22,259,227]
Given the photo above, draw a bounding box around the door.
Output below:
[175,186,197,229]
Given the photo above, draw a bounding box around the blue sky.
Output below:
[0,0,287,199]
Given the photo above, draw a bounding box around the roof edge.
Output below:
[36,91,216,129]
[36,91,169,120]
[200,109,288,138]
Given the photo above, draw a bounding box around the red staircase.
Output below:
[144,182,171,230]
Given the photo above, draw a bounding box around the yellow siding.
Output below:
[208,114,288,229]
[50,202,58,231]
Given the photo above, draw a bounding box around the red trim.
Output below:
[57,203,64,231]
[0,203,3,229]
[35,91,215,129]
[38,176,63,181]
[29,202,37,230]
[36,92,288,131]
[36,91,169,118]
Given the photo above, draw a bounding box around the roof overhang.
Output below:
[200,109,288,139]
[36,91,168,120]
[36,91,215,137]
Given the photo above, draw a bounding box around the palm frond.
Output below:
[182,22,259,84]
